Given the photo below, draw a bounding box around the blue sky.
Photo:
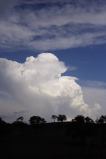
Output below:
[0,0,106,121]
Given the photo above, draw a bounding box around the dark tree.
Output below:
[40,118,46,123]
[0,117,6,125]
[29,116,46,125]
[57,115,67,122]
[16,116,24,122]
[51,115,58,122]
[85,116,94,123]
[73,115,85,124]
[96,115,106,124]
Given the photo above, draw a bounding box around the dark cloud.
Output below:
[0,0,18,18]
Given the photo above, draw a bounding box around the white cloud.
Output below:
[19,5,106,28]
[28,32,106,50]
[83,86,106,118]
[0,53,99,122]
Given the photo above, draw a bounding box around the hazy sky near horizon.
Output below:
[0,0,106,122]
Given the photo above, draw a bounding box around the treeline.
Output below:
[1,114,106,159]
[1,114,106,125]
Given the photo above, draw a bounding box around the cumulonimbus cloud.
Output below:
[0,53,100,121]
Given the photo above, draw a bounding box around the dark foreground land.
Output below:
[1,122,106,159]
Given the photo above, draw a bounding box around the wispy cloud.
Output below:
[0,0,106,51]
[80,80,106,89]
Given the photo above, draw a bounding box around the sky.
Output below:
[0,0,106,122]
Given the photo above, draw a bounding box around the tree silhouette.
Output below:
[16,116,24,122]
[57,115,67,122]
[51,115,58,122]
[85,116,94,123]
[73,115,85,124]
[40,117,46,123]
[29,116,46,125]
[0,117,6,125]
[96,115,106,124]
